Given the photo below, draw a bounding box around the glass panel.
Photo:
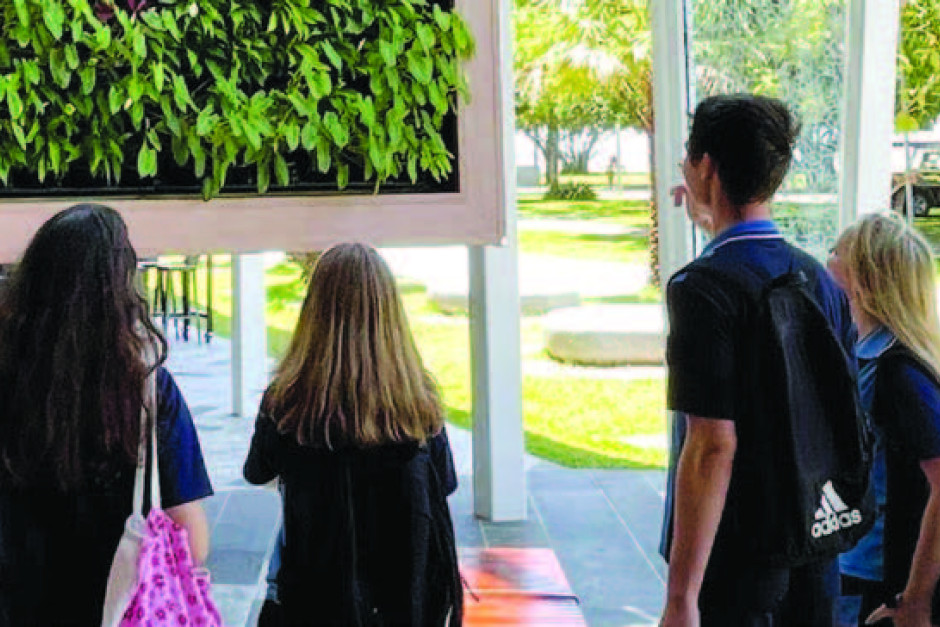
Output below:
[686,0,850,257]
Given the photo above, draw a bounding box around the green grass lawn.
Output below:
[519,230,650,265]
[200,258,667,469]
[555,172,651,189]
[518,198,650,224]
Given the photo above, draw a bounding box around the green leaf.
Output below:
[80,67,96,95]
[321,41,343,71]
[153,62,165,92]
[130,101,145,129]
[417,23,436,51]
[323,111,348,148]
[108,86,123,115]
[133,31,147,60]
[301,122,318,150]
[407,153,418,183]
[11,123,26,150]
[162,10,182,40]
[257,159,270,193]
[94,25,111,50]
[128,75,144,102]
[48,140,61,171]
[432,4,451,31]
[138,144,157,178]
[316,140,331,173]
[49,49,70,88]
[196,106,217,136]
[13,0,30,27]
[379,40,397,66]
[406,49,433,85]
[172,74,192,110]
[451,16,473,54]
[358,97,376,127]
[274,153,289,187]
[337,162,349,189]
[64,45,79,70]
[7,91,24,119]
[172,135,188,166]
[284,124,300,151]
[43,1,66,40]
[307,72,332,99]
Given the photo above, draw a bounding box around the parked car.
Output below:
[892,149,940,217]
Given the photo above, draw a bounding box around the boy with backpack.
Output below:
[659,94,869,626]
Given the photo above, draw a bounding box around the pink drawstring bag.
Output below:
[101,371,223,627]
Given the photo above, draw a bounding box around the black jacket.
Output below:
[244,412,462,626]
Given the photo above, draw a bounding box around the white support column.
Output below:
[651,0,694,282]
[231,253,268,418]
[840,0,901,226]
[468,0,525,522]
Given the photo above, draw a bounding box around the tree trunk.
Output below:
[546,125,561,189]
[646,126,661,289]
[287,251,321,277]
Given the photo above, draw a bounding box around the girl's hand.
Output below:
[866,594,933,627]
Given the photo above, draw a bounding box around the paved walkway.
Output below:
[165,335,667,627]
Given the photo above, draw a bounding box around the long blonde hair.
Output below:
[835,213,940,379]
[265,243,443,448]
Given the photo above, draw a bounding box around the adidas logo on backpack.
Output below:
[811,481,863,538]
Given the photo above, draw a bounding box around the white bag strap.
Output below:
[132,369,161,515]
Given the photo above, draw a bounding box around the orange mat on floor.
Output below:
[460,548,586,625]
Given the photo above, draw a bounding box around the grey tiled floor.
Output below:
[165,335,666,627]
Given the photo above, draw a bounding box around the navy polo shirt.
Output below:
[874,345,940,606]
[659,220,855,562]
[154,367,214,508]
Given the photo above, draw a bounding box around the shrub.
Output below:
[543,182,597,201]
[0,0,474,198]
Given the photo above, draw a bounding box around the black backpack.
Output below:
[697,265,876,568]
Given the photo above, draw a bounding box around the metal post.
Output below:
[840,0,901,227]
[469,0,526,522]
[231,253,268,418]
[651,0,694,281]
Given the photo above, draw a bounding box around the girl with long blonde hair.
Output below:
[244,243,462,626]
[830,213,940,626]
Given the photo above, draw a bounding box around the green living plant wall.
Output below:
[0,0,474,198]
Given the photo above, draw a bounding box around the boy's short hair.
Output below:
[688,94,800,208]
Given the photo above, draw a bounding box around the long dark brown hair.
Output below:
[0,204,167,490]
[265,243,443,448]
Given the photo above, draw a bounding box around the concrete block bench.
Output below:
[543,304,664,366]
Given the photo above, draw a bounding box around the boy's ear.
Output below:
[700,154,717,181]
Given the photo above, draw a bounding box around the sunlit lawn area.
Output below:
[553,172,651,189]
[519,230,650,265]
[518,198,649,224]
[203,257,667,469]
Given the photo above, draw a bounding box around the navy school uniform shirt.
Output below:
[659,220,855,564]
[839,326,894,582]
[0,366,213,626]
[871,344,940,611]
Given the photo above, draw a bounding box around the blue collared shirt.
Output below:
[839,326,895,581]
[660,218,855,563]
[700,220,781,258]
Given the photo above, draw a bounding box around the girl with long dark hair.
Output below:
[0,204,213,625]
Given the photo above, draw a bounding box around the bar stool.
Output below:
[144,255,213,343]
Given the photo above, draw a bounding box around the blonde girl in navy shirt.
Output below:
[829,213,940,626]
[244,243,461,626]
